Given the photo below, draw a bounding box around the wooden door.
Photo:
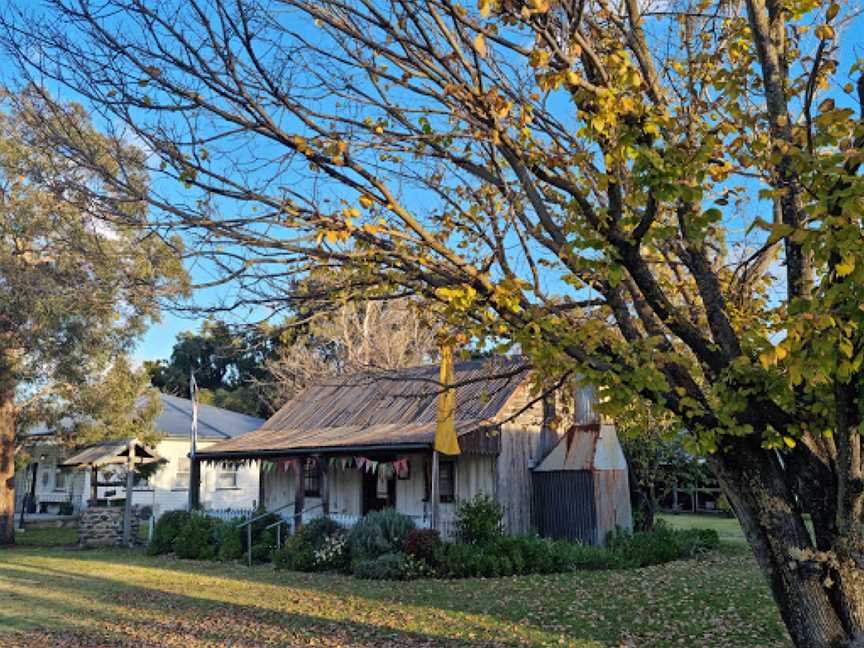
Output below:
[361,469,396,514]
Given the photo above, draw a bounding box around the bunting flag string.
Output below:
[261,456,411,477]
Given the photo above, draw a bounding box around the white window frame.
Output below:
[54,466,68,492]
[173,457,190,490]
[216,463,239,490]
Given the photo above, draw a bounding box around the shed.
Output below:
[532,421,632,544]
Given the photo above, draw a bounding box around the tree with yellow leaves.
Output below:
[3,1,864,643]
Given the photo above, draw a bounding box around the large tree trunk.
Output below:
[0,381,16,545]
[712,437,864,648]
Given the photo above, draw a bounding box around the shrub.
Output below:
[273,529,317,572]
[313,532,350,572]
[303,516,345,549]
[353,552,405,580]
[218,530,244,561]
[434,542,484,578]
[241,508,281,554]
[399,553,437,579]
[348,509,415,560]
[435,535,622,578]
[606,525,720,568]
[174,513,217,560]
[211,519,243,561]
[147,510,192,555]
[250,527,278,563]
[272,517,350,573]
[454,494,503,546]
[491,536,526,575]
[401,528,442,565]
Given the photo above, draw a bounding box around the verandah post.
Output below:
[294,458,304,533]
[319,455,329,516]
[122,439,135,546]
[90,464,98,506]
[431,449,440,531]
[189,458,201,510]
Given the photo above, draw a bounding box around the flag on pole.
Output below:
[435,343,461,455]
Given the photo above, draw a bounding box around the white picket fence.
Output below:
[205,507,256,522]
[325,512,457,541]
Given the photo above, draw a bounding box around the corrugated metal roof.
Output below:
[533,423,627,472]
[61,440,160,467]
[198,356,530,456]
[156,394,264,439]
[22,394,264,441]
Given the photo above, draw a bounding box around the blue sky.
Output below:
[3,3,862,367]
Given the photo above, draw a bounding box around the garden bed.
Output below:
[146,496,720,581]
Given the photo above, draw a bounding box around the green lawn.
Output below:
[0,542,787,647]
[657,514,747,544]
[13,522,151,547]
[13,526,79,547]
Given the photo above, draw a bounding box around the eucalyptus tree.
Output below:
[2,1,864,644]
[0,96,187,543]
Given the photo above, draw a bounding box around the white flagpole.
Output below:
[190,368,198,458]
[188,369,199,511]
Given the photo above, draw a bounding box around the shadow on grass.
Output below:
[0,561,576,647]
[0,544,785,648]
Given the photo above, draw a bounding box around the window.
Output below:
[217,463,238,490]
[423,459,456,503]
[439,461,456,503]
[304,459,320,497]
[54,467,67,492]
[174,457,190,490]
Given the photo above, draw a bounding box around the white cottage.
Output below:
[194,357,632,543]
[15,394,264,521]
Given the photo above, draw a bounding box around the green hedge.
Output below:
[146,510,191,556]
[428,526,719,579]
[150,509,719,579]
[147,510,278,563]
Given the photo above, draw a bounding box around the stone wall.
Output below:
[78,507,140,547]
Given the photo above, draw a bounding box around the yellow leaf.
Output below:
[529,48,550,68]
[826,3,839,20]
[836,256,855,277]
[474,33,487,58]
[529,0,550,12]
[759,351,774,369]
[783,437,797,449]
[478,0,492,17]
[775,345,788,361]
[359,195,374,208]
[815,24,835,40]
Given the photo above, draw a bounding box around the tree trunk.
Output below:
[0,381,16,545]
[626,461,655,532]
[712,437,863,648]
